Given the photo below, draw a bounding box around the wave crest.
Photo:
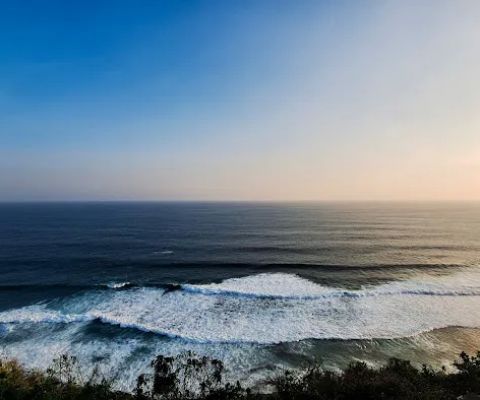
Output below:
[181,272,480,300]
[2,272,480,344]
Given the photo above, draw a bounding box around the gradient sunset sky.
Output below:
[1,1,480,201]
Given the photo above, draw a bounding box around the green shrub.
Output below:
[2,350,480,399]
[135,351,247,400]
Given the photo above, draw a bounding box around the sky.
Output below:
[1,0,480,201]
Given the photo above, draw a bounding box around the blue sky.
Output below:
[1,1,480,201]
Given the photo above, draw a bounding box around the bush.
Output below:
[0,355,129,400]
[2,350,480,399]
[135,351,247,400]
[271,353,480,400]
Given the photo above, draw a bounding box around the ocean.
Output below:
[1,202,480,390]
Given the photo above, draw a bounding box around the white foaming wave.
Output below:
[0,319,274,392]
[2,272,480,344]
[0,305,90,325]
[105,282,131,289]
[0,322,146,392]
[182,273,340,299]
[182,272,480,299]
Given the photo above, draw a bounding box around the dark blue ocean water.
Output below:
[1,202,480,390]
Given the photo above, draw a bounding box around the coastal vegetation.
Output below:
[1,351,480,400]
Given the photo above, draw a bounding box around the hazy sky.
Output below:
[1,0,480,201]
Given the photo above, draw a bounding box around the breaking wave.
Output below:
[181,272,480,299]
[2,272,480,344]
[104,282,134,290]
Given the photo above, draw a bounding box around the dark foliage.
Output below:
[1,351,480,399]
[0,355,129,400]
[273,352,480,400]
[135,351,247,399]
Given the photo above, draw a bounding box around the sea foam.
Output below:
[182,272,480,299]
[2,271,480,344]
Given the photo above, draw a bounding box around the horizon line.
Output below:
[1,199,480,204]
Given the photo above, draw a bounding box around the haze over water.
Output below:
[1,202,480,390]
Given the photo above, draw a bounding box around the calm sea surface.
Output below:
[1,202,480,390]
